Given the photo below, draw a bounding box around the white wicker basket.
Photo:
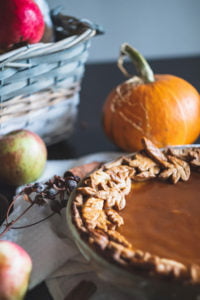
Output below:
[0,13,100,144]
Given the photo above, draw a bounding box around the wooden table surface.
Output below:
[1,56,200,299]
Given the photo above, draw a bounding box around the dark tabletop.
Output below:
[1,56,200,299]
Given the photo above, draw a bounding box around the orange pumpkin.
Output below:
[103,44,200,151]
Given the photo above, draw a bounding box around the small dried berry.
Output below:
[64,171,80,183]
[45,188,57,199]
[33,182,46,193]
[66,179,78,192]
[63,171,74,178]
[73,175,80,183]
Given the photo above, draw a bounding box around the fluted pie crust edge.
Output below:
[71,138,200,284]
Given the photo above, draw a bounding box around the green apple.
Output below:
[0,240,32,300]
[0,130,47,186]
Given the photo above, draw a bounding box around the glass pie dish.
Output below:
[66,142,200,300]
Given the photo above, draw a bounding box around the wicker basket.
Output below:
[0,12,101,144]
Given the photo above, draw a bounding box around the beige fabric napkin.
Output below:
[2,151,136,299]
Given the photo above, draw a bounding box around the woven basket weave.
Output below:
[0,13,99,144]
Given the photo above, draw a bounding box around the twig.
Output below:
[5,194,19,224]
[0,162,101,237]
[0,201,34,237]
[12,212,55,229]
[0,172,80,237]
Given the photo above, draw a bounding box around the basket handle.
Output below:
[79,19,104,36]
[0,13,103,69]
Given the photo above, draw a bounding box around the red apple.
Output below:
[0,240,32,300]
[34,0,54,43]
[0,129,47,186]
[0,0,45,50]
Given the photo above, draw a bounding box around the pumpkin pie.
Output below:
[70,138,200,285]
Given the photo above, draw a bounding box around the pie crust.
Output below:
[71,138,200,284]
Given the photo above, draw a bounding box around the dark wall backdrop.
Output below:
[48,0,200,63]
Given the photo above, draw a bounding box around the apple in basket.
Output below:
[0,0,45,50]
[0,240,32,300]
[34,0,55,43]
[0,129,47,186]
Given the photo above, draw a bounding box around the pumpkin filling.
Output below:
[119,172,200,266]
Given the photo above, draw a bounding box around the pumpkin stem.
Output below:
[118,43,155,83]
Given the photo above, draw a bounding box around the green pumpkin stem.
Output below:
[118,43,155,83]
